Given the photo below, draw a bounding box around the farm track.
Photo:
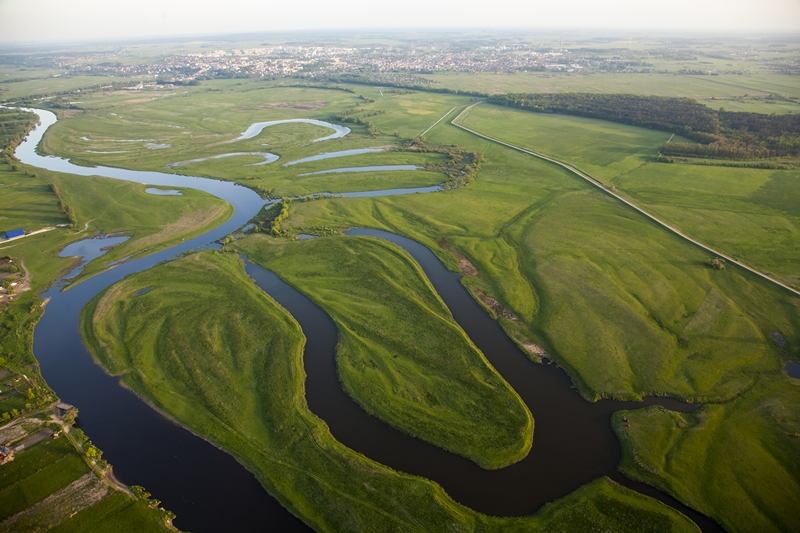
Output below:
[451,103,800,298]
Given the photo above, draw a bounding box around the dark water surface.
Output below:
[19,108,311,532]
[16,108,723,532]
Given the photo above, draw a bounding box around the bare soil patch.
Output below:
[521,342,550,360]
[0,417,44,446]
[55,109,82,119]
[125,98,154,104]
[437,240,478,276]
[255,101,327,111]
[0,472,109,532]
[473,288,518,321]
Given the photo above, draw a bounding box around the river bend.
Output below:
[15,108,721,532]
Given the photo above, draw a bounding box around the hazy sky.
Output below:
[1,0,799,43]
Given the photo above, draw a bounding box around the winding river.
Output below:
[16,108,722,532]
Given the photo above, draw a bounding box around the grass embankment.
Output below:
[0,436,172,532]
[460,103,800,288]
[234,234,532,469]
[615,374,800,533]
[82,250,698,532]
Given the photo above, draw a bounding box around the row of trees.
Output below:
[50,184,77,226]
[488,93,800,160]
[0,109,38,160]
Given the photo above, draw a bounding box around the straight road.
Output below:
[452,103,800,298]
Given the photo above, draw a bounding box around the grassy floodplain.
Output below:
[83,249,699,532]
[615,374,800,533]
[0,168,231,287]
[37,83,468,196]
[234,234,532,469]
[0,112,230,375]
[284,116,799,403]
[459,103,800,288]
[9,73,799,530]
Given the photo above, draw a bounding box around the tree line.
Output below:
[0,108,38,160]
[487,93,800,160]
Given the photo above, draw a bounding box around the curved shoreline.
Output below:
[235,118,351,143]
[166,151,280,168]
[15,107,722,532]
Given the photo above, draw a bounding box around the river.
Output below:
[15,108,722,532]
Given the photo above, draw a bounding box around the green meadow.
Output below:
[234,234,532,469]
[459,103,800,287]
[0,166,231,287]
[615,374,800,533]
[423,71,800,104]
[82,250,698,533]
[283,111,798,403]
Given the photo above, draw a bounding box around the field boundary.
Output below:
[451,103,800,298]
[419,106,457,138]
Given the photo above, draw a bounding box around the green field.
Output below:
[459,103,800,287]
[0,438,89,521]
[615,374,800,533]
[82,249,699,532]
[423,71,800,105]
[0,437,171,532]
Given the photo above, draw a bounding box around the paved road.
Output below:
[451,103,800,298]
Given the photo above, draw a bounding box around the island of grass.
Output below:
[615,374,800,533]
[81,249,698,532]
[233,234,531,469]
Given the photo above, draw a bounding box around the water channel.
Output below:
[15,108,723,532]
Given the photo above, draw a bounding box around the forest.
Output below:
[488,93,800,160]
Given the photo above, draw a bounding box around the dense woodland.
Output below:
[488,93,800,160]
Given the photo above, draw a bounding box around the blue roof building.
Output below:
[5,229,24,239]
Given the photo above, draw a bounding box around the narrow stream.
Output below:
[15,108,723,532]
